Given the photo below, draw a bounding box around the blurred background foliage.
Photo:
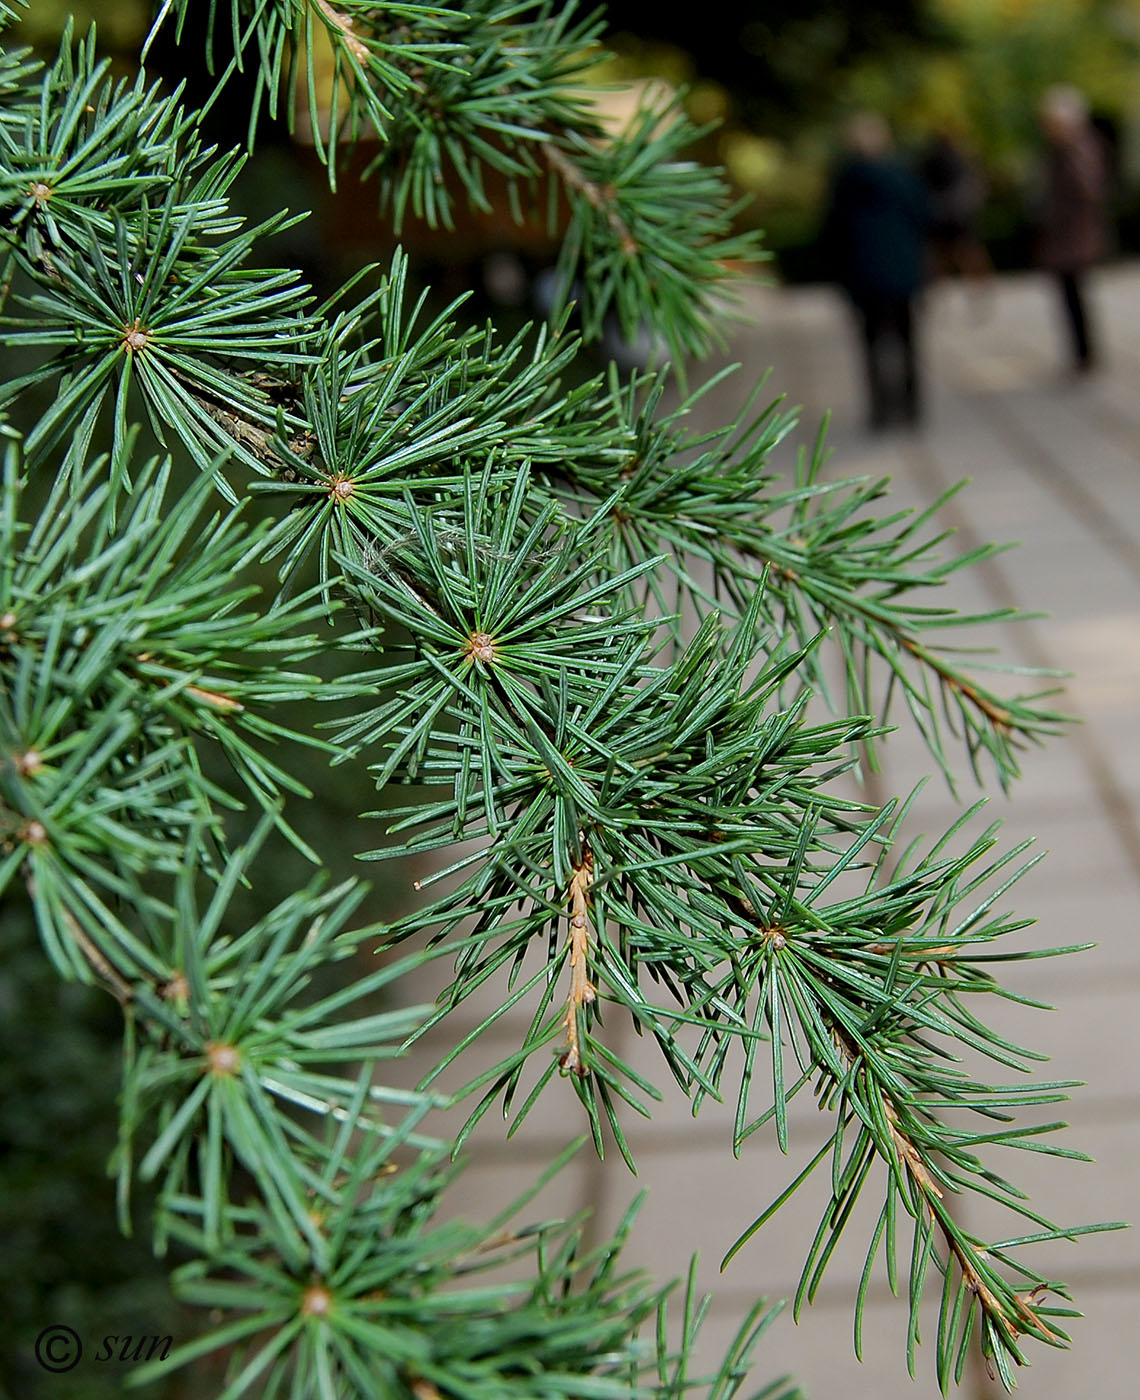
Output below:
[599,0,1140,274]
[14,1,1140,282]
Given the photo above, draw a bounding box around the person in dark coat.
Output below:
[920,127,990,285]
[821,112,928,431]
[1036,85,1111,373]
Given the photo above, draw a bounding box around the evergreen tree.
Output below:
[0,3,1121,1396]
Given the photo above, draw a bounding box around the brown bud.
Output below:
[300,1284,333,1318]
[205,1042,241,1076]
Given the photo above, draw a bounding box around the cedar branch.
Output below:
[835,1029,1062,1354]
[736,539,1016,732]
[543,143,638,256]
[901,636,1013,727]
[56,900,134,1006]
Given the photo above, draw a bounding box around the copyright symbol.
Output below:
[35,1324,82,1373]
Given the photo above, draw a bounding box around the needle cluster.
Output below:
[0,4,1122,1397]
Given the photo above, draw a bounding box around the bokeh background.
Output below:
[17,0,1140,285]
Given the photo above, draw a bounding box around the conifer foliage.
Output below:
[0,3,1120,1396]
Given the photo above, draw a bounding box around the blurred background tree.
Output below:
[17,1,1139,282]
[599,0,1140,275]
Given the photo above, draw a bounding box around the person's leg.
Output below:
[896,296,921,425]
[959,235,993,323]
[1058,269,1095,370]
[960,235,992,283]
[857,299,890,429]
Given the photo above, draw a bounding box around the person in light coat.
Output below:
[1036,85,1111,374]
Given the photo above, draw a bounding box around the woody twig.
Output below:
[559,850,596,1077]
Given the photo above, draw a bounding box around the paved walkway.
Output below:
[387,267,1140,1399]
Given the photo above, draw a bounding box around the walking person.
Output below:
[821,112,928,431]
[919,126,991,307]
[1036,85,1111,375]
